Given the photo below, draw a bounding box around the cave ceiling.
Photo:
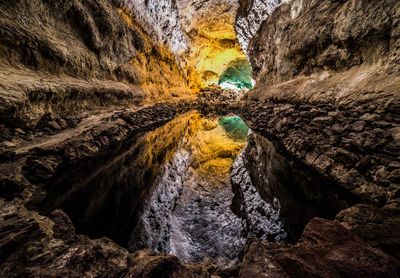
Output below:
[125,0,250,88]
[177,0,248,86]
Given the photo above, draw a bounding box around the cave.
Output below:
[1,0,400,277]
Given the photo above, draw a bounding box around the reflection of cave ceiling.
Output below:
[124,0,249,87]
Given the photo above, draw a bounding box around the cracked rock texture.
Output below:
[1,0,400,277]
[235,0,289,55]
[0,0,194,129]
[239,0,400,259]
[124,0,248,87]
[0,199,210,277]
[238,218,400,278]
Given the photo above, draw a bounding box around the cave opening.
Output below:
[15,1,359,270]
[218,59,254,90]
[195,48,254,91]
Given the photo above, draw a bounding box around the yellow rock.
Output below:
[187,117,246,183]
[137,112,247,186]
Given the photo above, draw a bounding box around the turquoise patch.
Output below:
[218,116,249,140]
[218,59,253,90]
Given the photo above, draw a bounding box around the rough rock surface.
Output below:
[1,0,400,276]
[247,0,400,83]
[2,194,399,277]
[235,0,289,55]
[242,133,357,241]
[231,147,286,242]
[0,199,210,277]
[0,94,236,277]
[0,0,193,129]
[124,0,248,86]
[0,100,197,246]
[239,0,400,258]
[336,201,400,260]
[239,218,400,278]
[0,89,239,244]
[0,85,247,276]
[129,114,247,268]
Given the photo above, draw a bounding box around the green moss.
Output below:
[218,116,249,140]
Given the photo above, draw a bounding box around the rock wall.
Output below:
[129,114,247,268]
[239,0,400,258]
[1,99,198,246]
[1,0,400,276]
[0,0,193,129]
[124,0,250,87]
[247,0,400,83]
[0,90,240,277]
[231,146,286,242]
[238,218,400,278]
[235,0,289,56]
[0,199,211,277]
[242,133,357,241]
[121,0,188,54]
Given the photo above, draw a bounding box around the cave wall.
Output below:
[0,0,193,129]
[235,0,290,56]
[247,0,400,84]
[124,0,250,87]
[38,112,201,246]
[0,0,399,276]
[243,133,358,241]
[238,0,400,258]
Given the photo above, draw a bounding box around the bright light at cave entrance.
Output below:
[219,81,241,90]
[217,58,253,90]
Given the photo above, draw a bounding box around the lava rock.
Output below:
[239,218,400,278]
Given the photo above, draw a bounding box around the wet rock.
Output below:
[336,202,400,259]
[126,249,210,278]
[0,199,211,278]
[239,218,400,278]
[239,240,288,278]
[241,133,356,242]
